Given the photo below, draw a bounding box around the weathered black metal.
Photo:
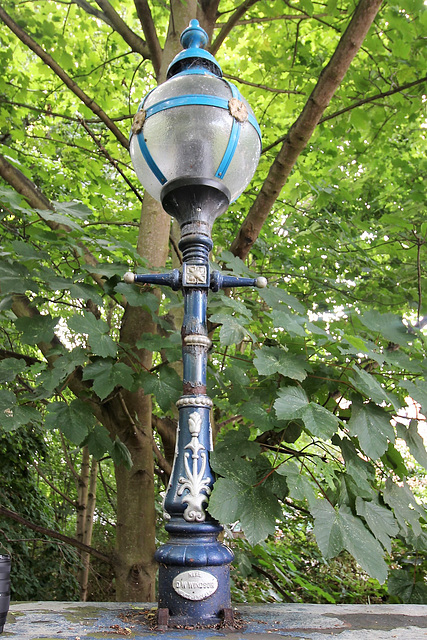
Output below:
[0,555,11,634]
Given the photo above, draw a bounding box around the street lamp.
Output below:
[125,20,265,628]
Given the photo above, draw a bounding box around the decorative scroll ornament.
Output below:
[178,412,211,521]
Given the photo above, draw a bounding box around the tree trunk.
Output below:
[105,0,204,602]
[80,458,98,601]
[76,446,90,549]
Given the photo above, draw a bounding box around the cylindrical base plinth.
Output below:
[157,563,231,625]
[155,521,233,626]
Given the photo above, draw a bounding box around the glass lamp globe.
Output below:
[129,20,261,220]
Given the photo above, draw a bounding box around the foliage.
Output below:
[0,0,426,601]
[229,518,387,604]
[0,427,80,600]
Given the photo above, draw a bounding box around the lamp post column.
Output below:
[126,221,266,626]
[155,228,233,625]
[127,18,263,627]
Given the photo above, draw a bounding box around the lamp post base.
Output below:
[155,520,233,627]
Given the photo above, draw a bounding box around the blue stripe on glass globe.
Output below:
[135,133,167,185]
[215,82,241,179]
[142,94,262,141]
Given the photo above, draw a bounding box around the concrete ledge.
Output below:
[4,601,427,639]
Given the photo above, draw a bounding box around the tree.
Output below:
[0,0,426,601]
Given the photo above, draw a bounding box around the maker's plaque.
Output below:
[172,570,218,601]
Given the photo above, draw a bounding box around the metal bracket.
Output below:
[124,269,266,293]
[210,270,267,292]
[157,607,169,630]
[124,269,181,291]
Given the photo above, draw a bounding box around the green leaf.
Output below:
[383,479,425,536]
[10,405,42,429]
[207,477,243,523]
[311,500,344,559]
[53,200,93,219]
[274,386,309,418]
[335,436,375,498]
[300,403,339,440]
[360,310,412,346]
[64,282,102,305]
[381,443,408,479]
[136,332,181,355]
[240,402,271,431]
[141,366,182,411]
[83,360,134,401]
[208,478,281,545]
[270,309,306,336]
[276,460,316,506]
[86,424,113,459]
[0,358,27,383]
[338,506,388,584]
[239,485,282,545]
[210,313,249,346]
[259,286,305,314]
[388,569,427,604]
[349,366,400,410]
[110,437,133,469]
[275,387,338,439]
[210,426,260,484]
[396,419,427,469]
[399,379,427,415]
[0,390,41,432]
[45,399,95,444]
[114,282,159,312]
[311,500,388,583]
[300,0,314,14]
[36,208,82,231]
[348,400,394,459]
[356,497,399,553]
[254,347,308,381]
[0,264,38,295]
[15,315,59,345]
[68,312,117,358]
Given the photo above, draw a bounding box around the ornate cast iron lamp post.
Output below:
[125,20,265,627]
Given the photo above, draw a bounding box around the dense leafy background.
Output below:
[0,0,426,602]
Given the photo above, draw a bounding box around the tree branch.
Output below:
[60,433,81,481]
[33,462,78,508]
[252,564,295,602]
[72,0,114,28]
[94,0,151,60]
[0,99,132,124]
[0,4,129,149]
[215,12,345,26]
[79,119,144,202]
[262,75,427,154]
[0,348,41,366]
[0,505,111,564]
[0,153,105,289]
[152,438,172,477]
[223,73,305,95]
[230,0,384,260]
[210,0,259,55]
[0,153,52,211]
[133,0,162,78]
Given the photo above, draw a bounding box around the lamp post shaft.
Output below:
[126,19,263,627]
[126,223,265,626]
[156,227,232,626]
